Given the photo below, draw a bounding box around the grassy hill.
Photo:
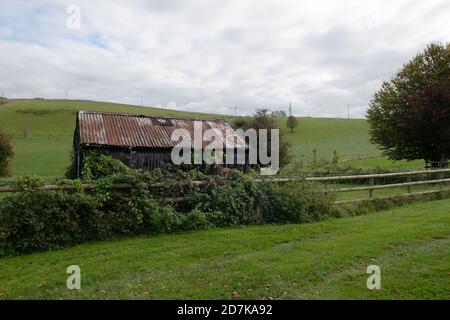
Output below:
[0,99,225,178]
[0,98,424,178]
[280,117,423,170]
[0,198,448,299]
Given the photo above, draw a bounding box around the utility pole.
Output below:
[141,96,144,106]
[65,90,68,99]
[347,104,350,120]
[289,102,292,116]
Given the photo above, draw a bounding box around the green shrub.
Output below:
[0,191,99,255]
[185,174,335,226]
[257,181,335,224]
[0,169,338,256]
[16,175,44,191]
[0,129,14,177]
[0,176,179,255]
[186,176,259,226]
[65,150,132,180]
[204,210,236,227]
[182,210,210,230]
[82,150,131,180]
[149,206,182,233]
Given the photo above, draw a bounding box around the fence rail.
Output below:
[265,168,450,182]
[329,178,450,193]
[334,188,450,205]
[1,168,450,204]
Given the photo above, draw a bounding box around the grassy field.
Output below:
[0,198,449,299]
[0,98,425,178]
[279,117,425,171]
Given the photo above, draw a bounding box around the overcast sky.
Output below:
[1,0,449,118]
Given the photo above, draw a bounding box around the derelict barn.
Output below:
[73,111,247,177]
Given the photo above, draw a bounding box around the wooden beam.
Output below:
[333,178,450,193]
[334,188,450,205]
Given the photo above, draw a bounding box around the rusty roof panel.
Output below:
[77,111,246,149]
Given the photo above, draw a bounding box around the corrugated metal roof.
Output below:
[77,111,246,149]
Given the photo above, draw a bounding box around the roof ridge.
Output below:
[78,110,228,122]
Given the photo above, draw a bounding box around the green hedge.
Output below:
[0,169,335,256]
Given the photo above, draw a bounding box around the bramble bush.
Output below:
[0,129,14,177]
[0,168,336,256]
[2,153,447,256]
[80,150,131,180]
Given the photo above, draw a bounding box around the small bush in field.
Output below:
[0,129,14,177]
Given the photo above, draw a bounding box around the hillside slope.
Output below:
[0,198,449,299]
[0,98,423,178]
[0,99,222,177]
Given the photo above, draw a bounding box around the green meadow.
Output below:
[0,98,424,179]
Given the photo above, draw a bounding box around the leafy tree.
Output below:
[0,129,14,176]
[271,110,287,117]
[286,115,298,133]
[367,42,450,167]
[233,109,291,168]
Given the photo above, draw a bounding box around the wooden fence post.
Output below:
[369,177,374,198]
[407,176,412,193]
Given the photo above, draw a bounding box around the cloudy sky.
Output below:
[0,0,449,117]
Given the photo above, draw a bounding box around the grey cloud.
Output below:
[0,0,449,118]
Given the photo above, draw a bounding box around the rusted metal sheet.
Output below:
[77,111,246,149]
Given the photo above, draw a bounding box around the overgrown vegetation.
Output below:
[0,165,335,256]
[4,163,446,257]
[76,149,131,180]
[0,129,14,176]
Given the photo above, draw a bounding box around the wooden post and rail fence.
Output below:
[1,168,450,205]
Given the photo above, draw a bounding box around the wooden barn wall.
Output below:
[107,149,173,170]
[79,146,248,176]
[80,146,173,171]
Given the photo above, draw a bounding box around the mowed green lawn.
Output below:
[0,98,424,178]
[0,198,449,299]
